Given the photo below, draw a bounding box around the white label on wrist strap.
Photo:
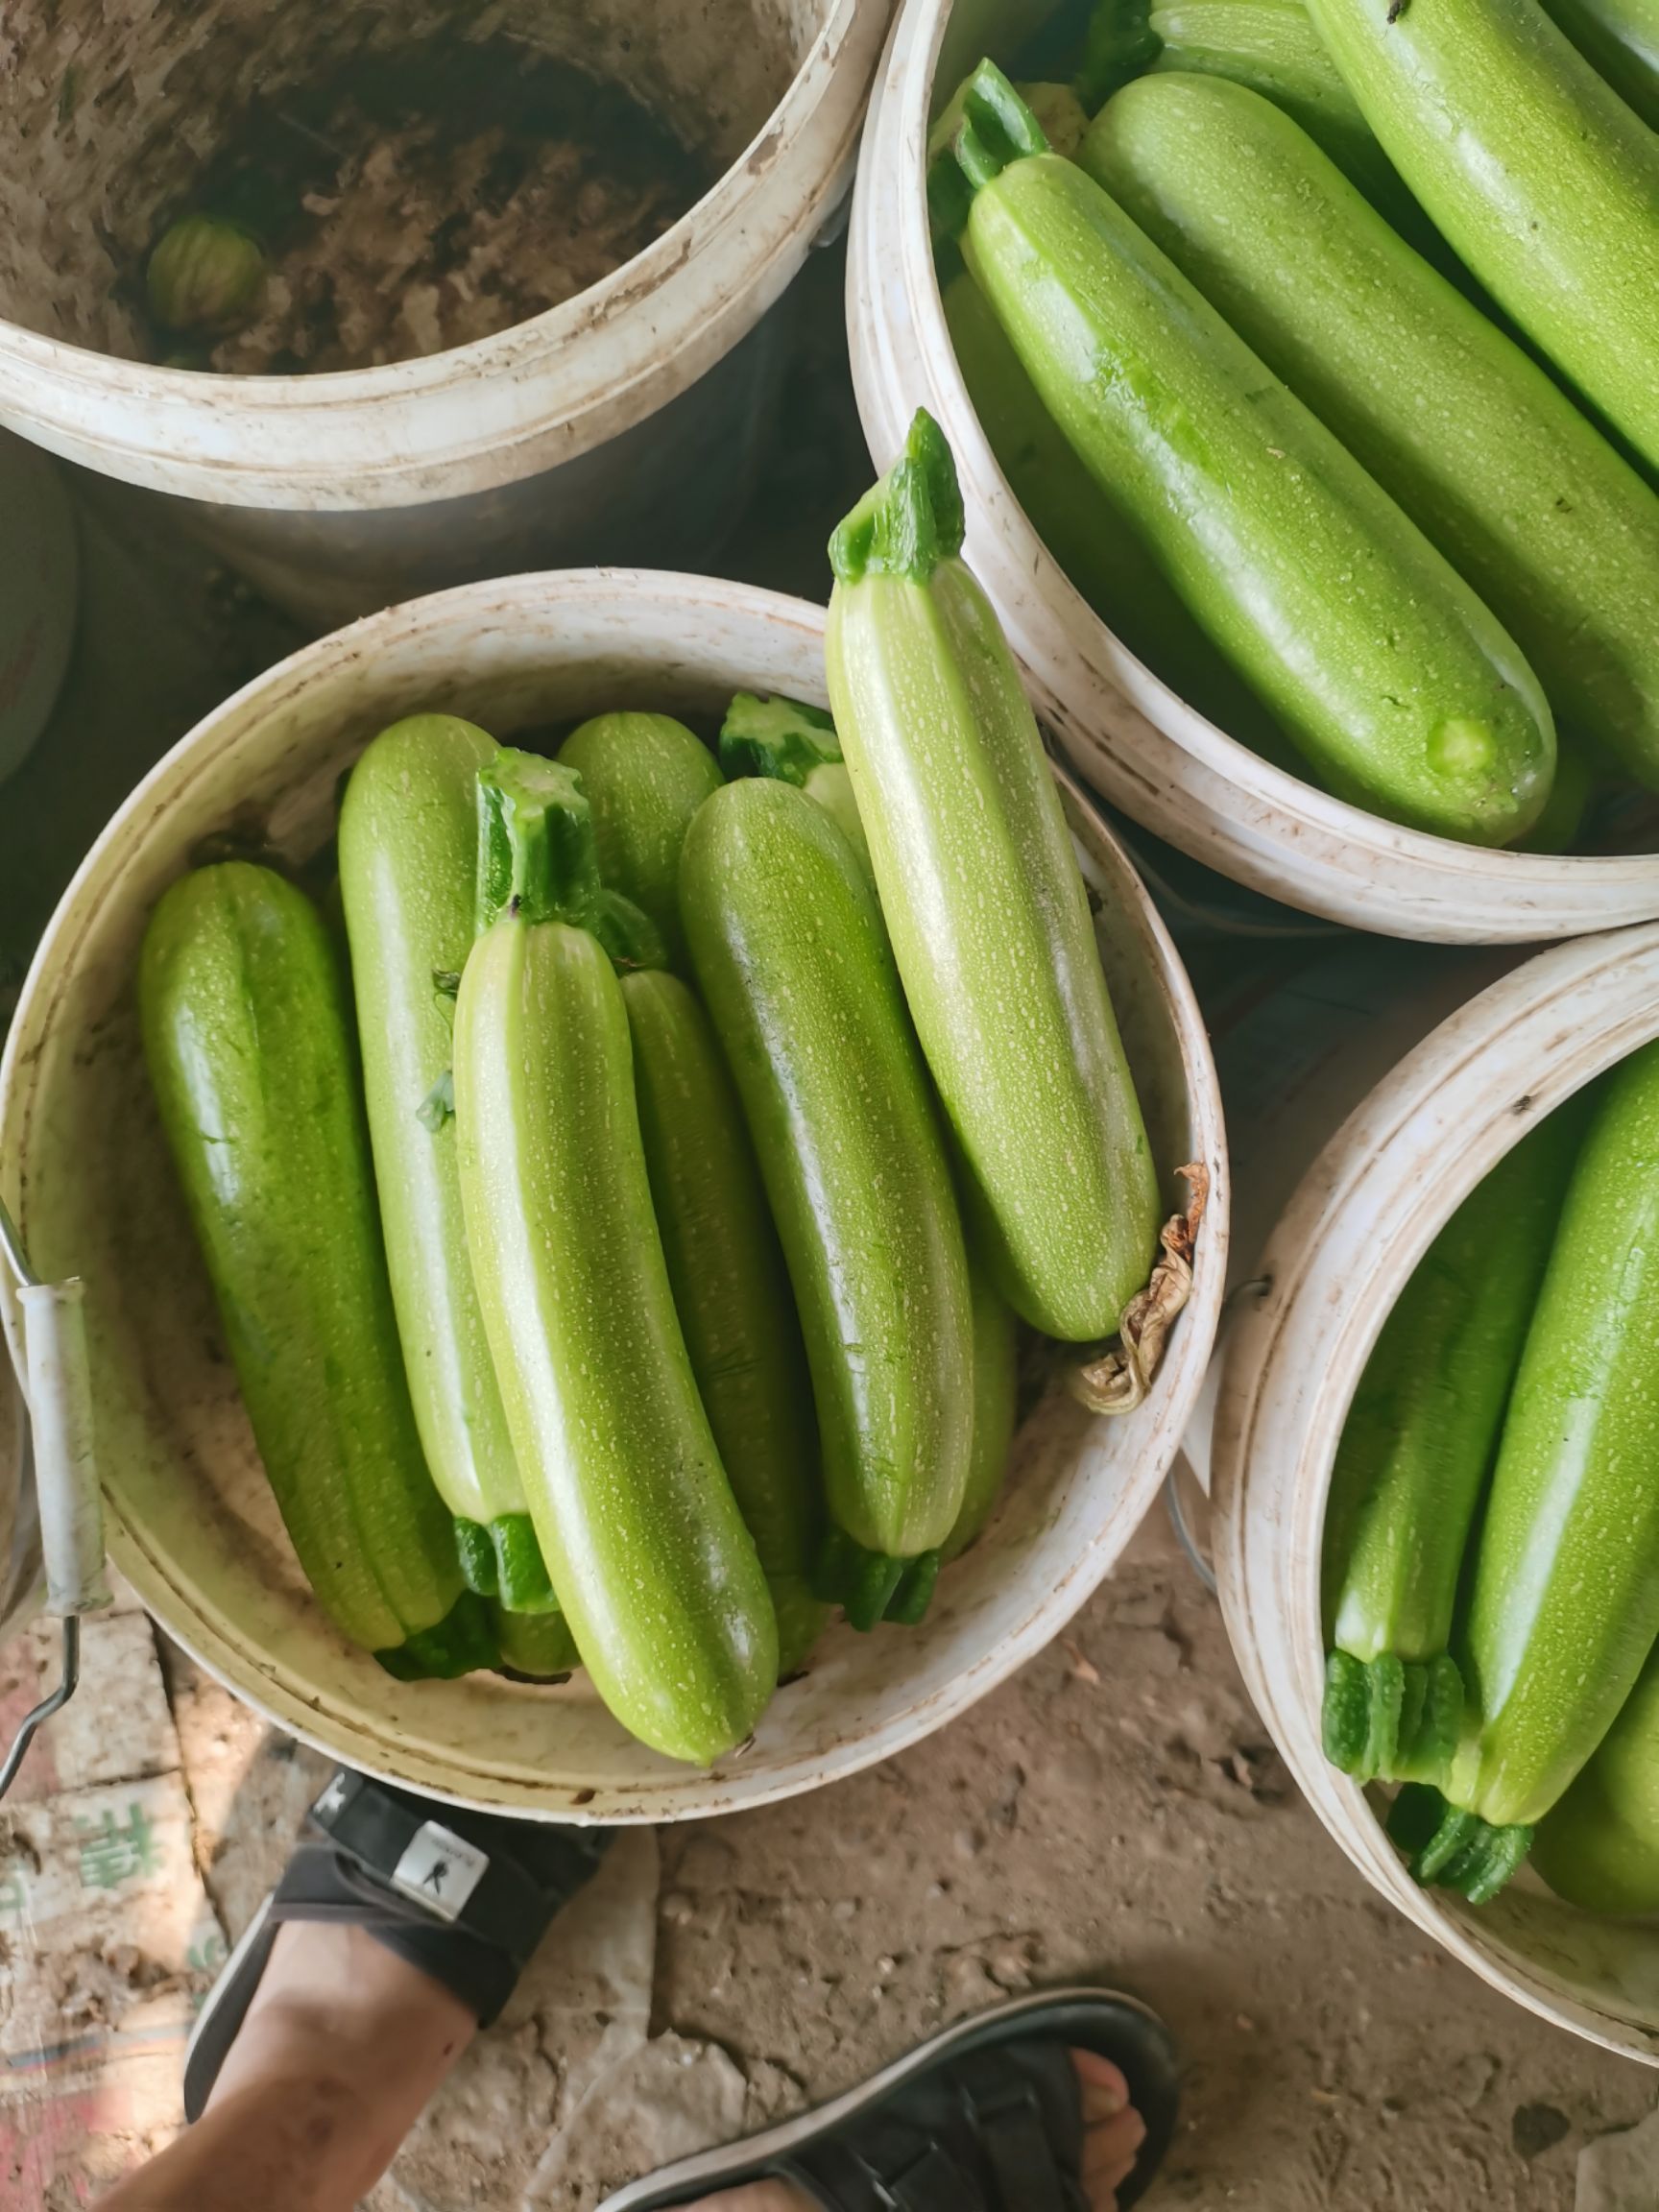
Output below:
[389,1821,489,1922]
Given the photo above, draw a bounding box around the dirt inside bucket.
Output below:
[133,32,721,373]
[1,0,804,364]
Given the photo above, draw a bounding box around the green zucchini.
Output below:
[455,754,777,1763]
[934,65,1555,848]
[1513,739,1596,856]
[621,966,827,1674]
[680,777,974,1571]
[558,712,723,971]
[492,1601,581,1680]
[1084,74,1659,791]
[1144,0,1425,233]
[1303,0,1659,475]
[140,862,491,1678]
[338,714,555,1614]
[1455,1046,1659,1837]
[1538,0,1659,127]
[941,270,1293,765]
[1319,1103,1585,1786]
[827,411,1160,1341]
[943,1265,1021,1562]
[1533,1646,1659,1916]
[718,692,875,878]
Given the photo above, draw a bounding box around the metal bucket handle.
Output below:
[0,1198,108,1799]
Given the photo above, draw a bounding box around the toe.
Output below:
[1071,2047,1130,2123]
[1073,2050,1146,2212]
[1082,2103,1147,2177]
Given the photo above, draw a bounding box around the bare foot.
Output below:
[1074,2047,1148,2207]
[688,2048,1147,2212]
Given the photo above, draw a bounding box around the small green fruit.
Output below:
[147,214,265,336]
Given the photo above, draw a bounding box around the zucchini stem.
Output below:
[926,62,1050,243]
[476,750,665,972]
[1323,1649,1466,1783]
[1078,0,1162,108]
[719,691,842,784]
[492,1601,580,1680]
[829,409,966,589]
[1386,1782,1533,1903]
[376,1588,499,1680]
[491,1512,561,1613]
[814,1527,942,1631]
[887,1551,942,1626]
[477,752,601,932]
[454,1516,498,1596]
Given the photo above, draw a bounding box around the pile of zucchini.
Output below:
[1320,1052,1659,1913]
[139,421,1176,1766]
[931,0,1659,852]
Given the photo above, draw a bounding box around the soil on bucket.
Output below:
[134,30,720,373]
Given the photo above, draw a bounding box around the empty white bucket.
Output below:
[0,569,1227,1821]
[845,0,1659,943]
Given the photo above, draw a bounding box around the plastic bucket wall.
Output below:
[0,569,1227,1822]
[845,0,1659,943]
[1212,929,1659,2060]
[0,0,890,626]
[1177,936,1517,1497]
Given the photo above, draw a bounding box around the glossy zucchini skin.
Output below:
[943,1265,1020,1562]
[1461,1046,1659,1830]
[828,413,1161,1341]
[1145,0,1426,230]
[943,72,1555,846]
[621,968,827,1674]
[1303,0,1659,473]
[455,913,777,1764]
[1533,1647,1659,1916]
[1539,0,1659,126]
[140,862,482,1672]
[338,714,555,1613]
[681,778,974,1560]
[1085,74,1659,789]
[1318,1104,1584,1783]
[558,712,723,971]
[940,269,1293,766]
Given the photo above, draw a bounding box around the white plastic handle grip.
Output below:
[18,1279,109,1616]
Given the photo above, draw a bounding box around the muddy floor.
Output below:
[156,1509,1656,2210]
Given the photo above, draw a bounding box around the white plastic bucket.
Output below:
[1211,928,1659,2060]
[0,569,1227,1822]
[845,0,1659,944]
[0,0,890,627]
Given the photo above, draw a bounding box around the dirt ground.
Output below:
[156,1508,1656,2211]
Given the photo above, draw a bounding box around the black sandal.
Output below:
[597,1986,1179,2211]
[182,1768,610,2122]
